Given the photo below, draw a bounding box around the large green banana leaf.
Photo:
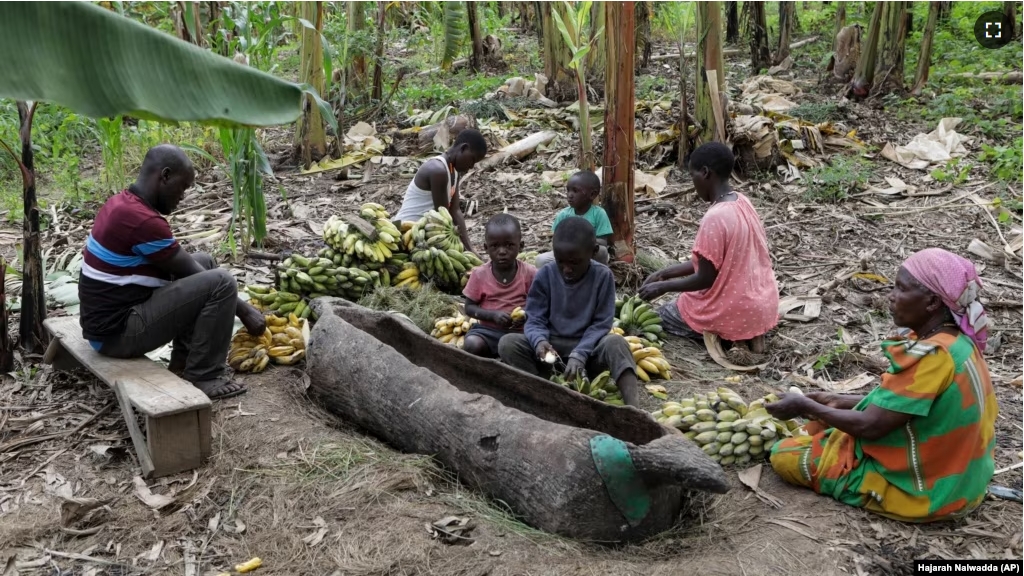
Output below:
[0,2,301,127]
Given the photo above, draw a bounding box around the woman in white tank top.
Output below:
[394,129,488,254]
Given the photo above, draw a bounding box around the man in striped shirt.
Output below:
[78,145,265,399]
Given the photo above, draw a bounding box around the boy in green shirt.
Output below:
[535,170,613,268]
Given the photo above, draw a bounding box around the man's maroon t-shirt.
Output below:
[78,188,180,341]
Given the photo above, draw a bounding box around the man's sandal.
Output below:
[194,379,248,400]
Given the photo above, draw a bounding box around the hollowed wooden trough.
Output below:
[306,298,728,542]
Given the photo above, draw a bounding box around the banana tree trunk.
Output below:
[677,16,691,170]
[347,1,367,100]
[911,2,940,95]
[371,1,386,100]
[207,2,224,54]
[467,1,484,71]
[874,1,908,94]
[586,1,606,87]
[0,257,12,372]
[295,1,327,167]
[775,1,794,65]
[1004,1,1018,38]
[696,2,727,144]
[849,1,884,98]
[834,3,847,50]
[937,1,951,21]
[603,1,636,264]
[540,2,575,101]
[13,103,46,354]
[636,1,653,69]
[750,1,772,72]
[726,1,740,44]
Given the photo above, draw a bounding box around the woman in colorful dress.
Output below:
[766,248,997,522]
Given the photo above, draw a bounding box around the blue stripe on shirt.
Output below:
[86,234,146,268]
[89,340,103,351]
[132,238,175,256]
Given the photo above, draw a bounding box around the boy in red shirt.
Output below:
[462,214,537,358]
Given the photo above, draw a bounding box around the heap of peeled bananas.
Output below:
[653,387,806,466]
[230,313,309,372]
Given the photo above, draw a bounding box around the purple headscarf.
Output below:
[903,248,989,352]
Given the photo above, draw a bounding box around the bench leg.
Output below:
[146,411,204,478]
[43,338,85,371]
[197,407,211,462]
[115,382,155,477]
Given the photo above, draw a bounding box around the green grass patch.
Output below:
[788,102,844,124]
[357,285,459,333]
[802,155,873,203]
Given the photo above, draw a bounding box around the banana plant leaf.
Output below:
[441,2,466,70]
[0,2,302,127]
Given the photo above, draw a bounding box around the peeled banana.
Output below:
[655,387,807,467]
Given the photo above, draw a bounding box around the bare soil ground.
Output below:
[1,33,1021,576]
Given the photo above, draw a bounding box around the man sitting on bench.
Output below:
[78,144,265,400]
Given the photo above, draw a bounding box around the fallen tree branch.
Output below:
[415,59,468,76]
[650,36,818,62]
[947,71,1023,84]
[476,130,557,171]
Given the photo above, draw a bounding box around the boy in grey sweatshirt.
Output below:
[498,217,640,406]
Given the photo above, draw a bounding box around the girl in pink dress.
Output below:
[638,143,779,352]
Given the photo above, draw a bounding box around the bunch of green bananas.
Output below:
[316,246,410,289]
[410,245,481,291]
[403,208,482,292]
[275,253,385,302]
[614,296,665,344]
[402,207,463,253]
[323,203,402,264]
[549,370,625,406]
[244,284,313,319]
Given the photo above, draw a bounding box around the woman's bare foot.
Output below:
[749,334,766,354]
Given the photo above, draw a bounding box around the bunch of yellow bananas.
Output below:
[265,313,309,365]
[229,327,273,373]
[625,335,672,381]
[391,262,423,289]
[431,313,478,348]
[323,203,402,264]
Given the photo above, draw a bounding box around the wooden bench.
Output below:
[43,316,211,478]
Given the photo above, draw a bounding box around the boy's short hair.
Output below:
[485,212,521,236]
[688,142,734,180]
[568,170,601,192]
[552,216,596,248]
[454,129,488,156]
